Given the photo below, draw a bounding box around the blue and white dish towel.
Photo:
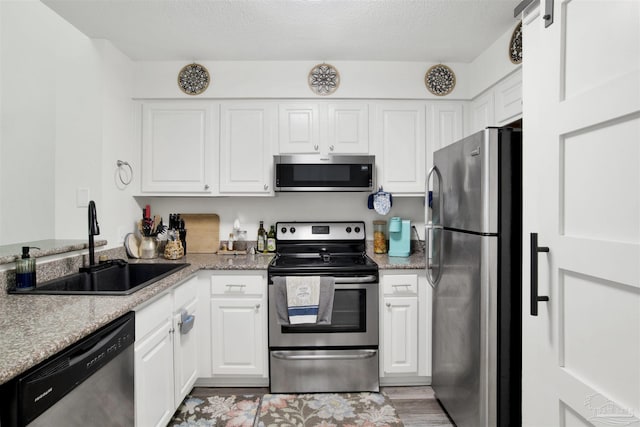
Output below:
[285,276,321,324]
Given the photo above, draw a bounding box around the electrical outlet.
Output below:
[76,188,89,207]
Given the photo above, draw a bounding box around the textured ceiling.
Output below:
[42,0,521,62]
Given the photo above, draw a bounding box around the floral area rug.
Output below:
[168,394,261,427]
[256,392,404,427]
[168,392,404,427]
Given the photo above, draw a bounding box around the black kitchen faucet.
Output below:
[88,200,100,267]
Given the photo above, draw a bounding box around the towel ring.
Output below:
[116,160,133,186]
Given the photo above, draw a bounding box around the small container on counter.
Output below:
[139,236,158,259]
[373,220,387,254]
[235,230,248,251]
[15,246,38,290]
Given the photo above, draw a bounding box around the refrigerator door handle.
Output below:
[425,223,443,288]
[426,166,444,288]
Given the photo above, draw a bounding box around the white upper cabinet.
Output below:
[141,102,217,194]
[469,90,496,135]
[327,103,370,154]
[467,68,522,136]
[494,68,522,126]
[374,102,427,194]
[219,103,275,195]
[278,102,369,156]
[428,103,464,169]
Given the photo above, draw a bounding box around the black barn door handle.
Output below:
[530,233,550,316]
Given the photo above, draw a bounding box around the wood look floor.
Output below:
[190,386,455,427]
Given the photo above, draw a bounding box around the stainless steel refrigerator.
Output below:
[426,127,522,427]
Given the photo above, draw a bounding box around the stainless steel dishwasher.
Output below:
[0,312,135,427]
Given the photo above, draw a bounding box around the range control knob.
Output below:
[346,227,352,233]
[354,226,361,233]
[290,227,296,234]
[281,227,287,234]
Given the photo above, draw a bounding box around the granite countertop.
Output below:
[0,250,423,385]
[0,239,108,265]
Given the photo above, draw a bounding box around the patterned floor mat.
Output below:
[169,392,404,427]
[256,392,404,427]
[168,394,261,427]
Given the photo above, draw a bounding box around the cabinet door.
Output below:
[173,293,199,408]
[382,296,418,375]
[141,102,216,193]
[327,103,369,154]
[219,103,274,194]
[469,90,495,135]
[429,103,463,171]
[134,318,174,427]
[375,102,426,194]
[278,104,320,154]
[494,68,522,126]
[210,297,266,376]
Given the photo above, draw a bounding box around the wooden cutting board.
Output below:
[181,213,220,253]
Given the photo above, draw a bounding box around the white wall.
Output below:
[0,0,139,247]
[133,61,471,100]
[1,1,515,250]
[137,193,425,242]
[466,22,522,99]
[1,0,57,244]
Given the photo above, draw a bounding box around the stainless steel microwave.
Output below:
[274,155,375,192]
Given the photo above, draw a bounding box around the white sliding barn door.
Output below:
[521,1,640,426]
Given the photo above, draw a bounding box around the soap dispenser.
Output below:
[15,246,38,291]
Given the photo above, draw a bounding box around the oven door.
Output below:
[268,280,378,348]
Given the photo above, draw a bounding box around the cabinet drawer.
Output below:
[382,274,418,295]
[211,274,264,296]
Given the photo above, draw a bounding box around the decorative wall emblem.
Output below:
[178,63,210,95]
[308,63,340,96]
[509,21,523,64]
[424,64,456,96]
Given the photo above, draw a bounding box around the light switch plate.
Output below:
[76,188,89,207]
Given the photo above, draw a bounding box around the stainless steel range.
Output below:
[268,221,380,393]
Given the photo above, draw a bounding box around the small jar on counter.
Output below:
[373,220,387,254]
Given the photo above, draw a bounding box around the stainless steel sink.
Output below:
[9,261,190,295]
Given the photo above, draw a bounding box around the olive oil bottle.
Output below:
[267,225,276,253]
[257,221,267,253]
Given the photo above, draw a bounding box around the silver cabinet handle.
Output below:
[264,184,269,191]
[329,145,335,151]
[313,144,319,151]
[226,284,246,291]
[386,302,391,307]
[204,184,210,190]
[255,303,261,312]
[426,166,443,289]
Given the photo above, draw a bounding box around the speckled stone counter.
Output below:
[0,248,423,385]
[0,239,107,265]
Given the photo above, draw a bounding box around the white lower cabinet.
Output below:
[379,270,431,385]
[134,276,200,427]
[208,272,268,385]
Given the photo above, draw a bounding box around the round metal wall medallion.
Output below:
[425,64,456,96]
[308,63,340,96]
[178,63,210,95]
[509,21,523,64]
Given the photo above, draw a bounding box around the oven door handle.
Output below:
[270,275,377,284]
[271,350,378,361]
[334,275,377,284]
